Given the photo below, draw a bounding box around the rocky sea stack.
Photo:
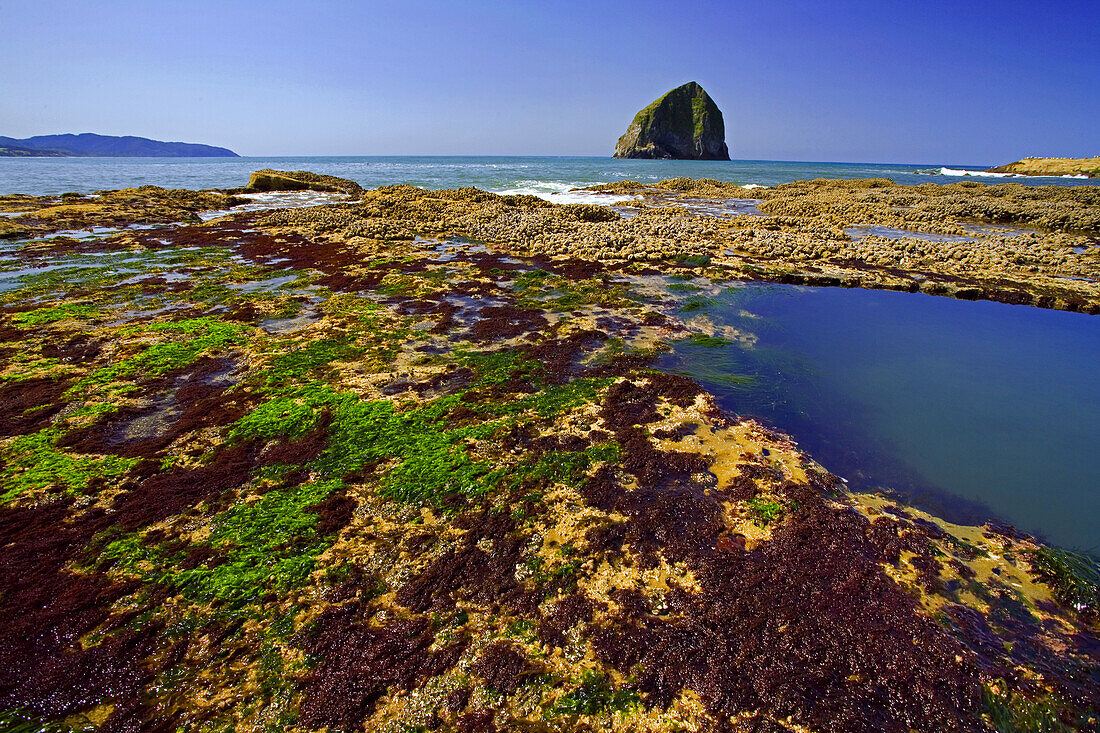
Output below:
[614,82,730,160]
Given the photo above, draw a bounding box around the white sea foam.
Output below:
[742,183,767,189]
[938,167,1013,178]
[199,190,352,220]
[938,167,1089,179]
[492,180,636,205]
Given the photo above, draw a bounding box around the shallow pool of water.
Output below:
[659,283,1100,550]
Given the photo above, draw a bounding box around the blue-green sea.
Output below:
[1,155,1098,197]
[661,285,1100,550]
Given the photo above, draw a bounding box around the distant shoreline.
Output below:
[0,133,238,158]
[984,156,1099,179]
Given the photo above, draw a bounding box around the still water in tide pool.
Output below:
[659,284,1100,550]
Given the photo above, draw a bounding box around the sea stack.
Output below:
[613,82,730,160]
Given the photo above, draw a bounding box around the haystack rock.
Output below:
[613,82,730,160]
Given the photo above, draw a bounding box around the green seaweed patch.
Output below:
[98,478,340,609]
[231,393,330,441]
[320,395,507,506]
[680,295,713,312]
[0,709,96,733]
[0,429,138,503]
[10,302,98,326]
[260,338,365,389]
[677,254,712,268]
[552,671,640,716]
[1028,546,1100,616]
[747,495,787,526]
[506,378,612,419]
[321,293,383,321]
[983,684,1080,732]
[513,443,620,489]
[0,351,66,383]
[78,317,248,392]
[679,333,732,348]
[514,275,641,312]
[460,348,539,387]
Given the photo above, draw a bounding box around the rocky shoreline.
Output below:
[0,172,1096,732]
[986,157,1100,179]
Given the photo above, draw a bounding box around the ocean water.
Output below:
[661,284,1100,550]
[1,156,1098,198]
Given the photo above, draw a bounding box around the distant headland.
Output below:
[985,156,1099,178]
[0,133,238,158]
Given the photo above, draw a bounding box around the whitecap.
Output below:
[492,180,635,205]
[938,167,1013,178]
[199,190,352,220]
[937,167,1091,180]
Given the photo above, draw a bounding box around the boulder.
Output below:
[614,82,730,160]
[244,170,364,195]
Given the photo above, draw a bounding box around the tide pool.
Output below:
[660,283,1100,549]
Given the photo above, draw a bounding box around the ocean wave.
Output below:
[493,180,635,205]
[937,167,1013,178]
[199,190,352,220]
[935,167,1089,179]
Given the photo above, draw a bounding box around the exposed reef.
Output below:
[614,82,730,160]
[0,173,1096,732]
[987,156,1100,178]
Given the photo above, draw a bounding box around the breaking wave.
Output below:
[930,167,1089,179]
[492,180,636,205]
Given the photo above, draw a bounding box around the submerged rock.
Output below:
[614,82,730,161]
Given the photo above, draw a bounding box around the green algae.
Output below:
[78,318,248,392]
[0,710,95,733]
[747,495,787,526]
[320,394,506,506]
[99,478,339,608]
[230,394,326,441]
[552,671,640,716]
[679,333,732,348]
[513,273,641,312]
[680,295,713,312]
[260,338,364,390]
[514,444,620,489]
[11,303,98,326]
[0,429,138,504]
[1028,546,1100,615]
[984,685,1078,732]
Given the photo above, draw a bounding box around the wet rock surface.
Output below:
[0,173,1095,732]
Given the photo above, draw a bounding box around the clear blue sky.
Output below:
[2,0,1097,163]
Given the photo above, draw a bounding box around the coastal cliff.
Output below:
[0,133,239,158]
[986,156,1100,178]
[613,82,730,160]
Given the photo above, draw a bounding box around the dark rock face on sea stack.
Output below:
[614,82,730,160]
